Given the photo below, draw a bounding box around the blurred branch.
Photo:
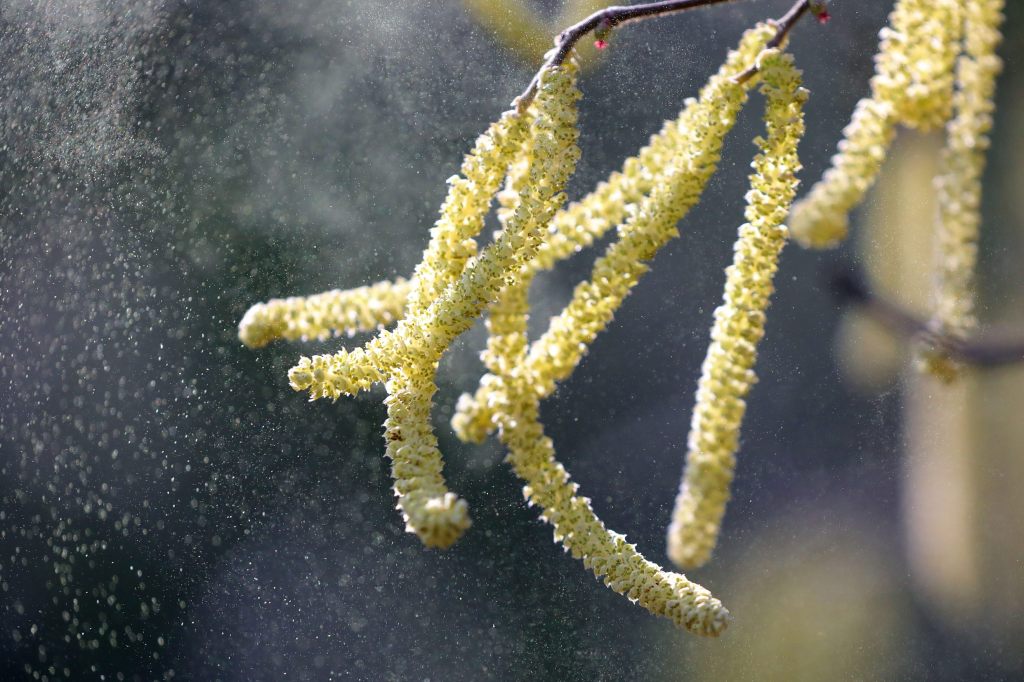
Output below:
[831,270,1024,368]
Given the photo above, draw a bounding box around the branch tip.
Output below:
[733,0,812,84]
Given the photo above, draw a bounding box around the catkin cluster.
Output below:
[451,23,776,444]
[239,3,1002,636]
[240,24,795,635]
[788,0,1003,382]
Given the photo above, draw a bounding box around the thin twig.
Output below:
[514,0,816,111]
[831,270,1024,368]
[733,0,810,83]
[514,0,742,111]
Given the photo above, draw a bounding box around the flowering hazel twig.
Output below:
[453,22,776,444]
[238,0,1007,638]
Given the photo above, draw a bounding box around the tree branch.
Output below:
[514,0,816,111]
[831,270,1024,369]
[733,0,811,83]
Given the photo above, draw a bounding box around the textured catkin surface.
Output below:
[668,50,808,570]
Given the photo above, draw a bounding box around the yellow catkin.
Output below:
[485,280,731,636]
[405,110,532,317]
[667,50,807,570]
[920,0,1004,381]
[237,278,412,349]
[789,0,963,249]
[242,110,527,353]
[480,159,731,634]
[288,63,581,548]
[876,0,962,131]
[504,382,732,636]
[452,23,775,445]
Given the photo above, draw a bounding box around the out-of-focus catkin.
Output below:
[920,0,1005,381]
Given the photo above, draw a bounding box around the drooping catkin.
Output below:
[498,368,733,636]
[668,50,807,570]
[485,240,732,637]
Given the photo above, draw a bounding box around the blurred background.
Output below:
[1,0,1022,679]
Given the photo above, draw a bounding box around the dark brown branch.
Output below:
[733,0,811,83]
[514,0,741,112]
[831,271,1024,369]
[513,0,816,111]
